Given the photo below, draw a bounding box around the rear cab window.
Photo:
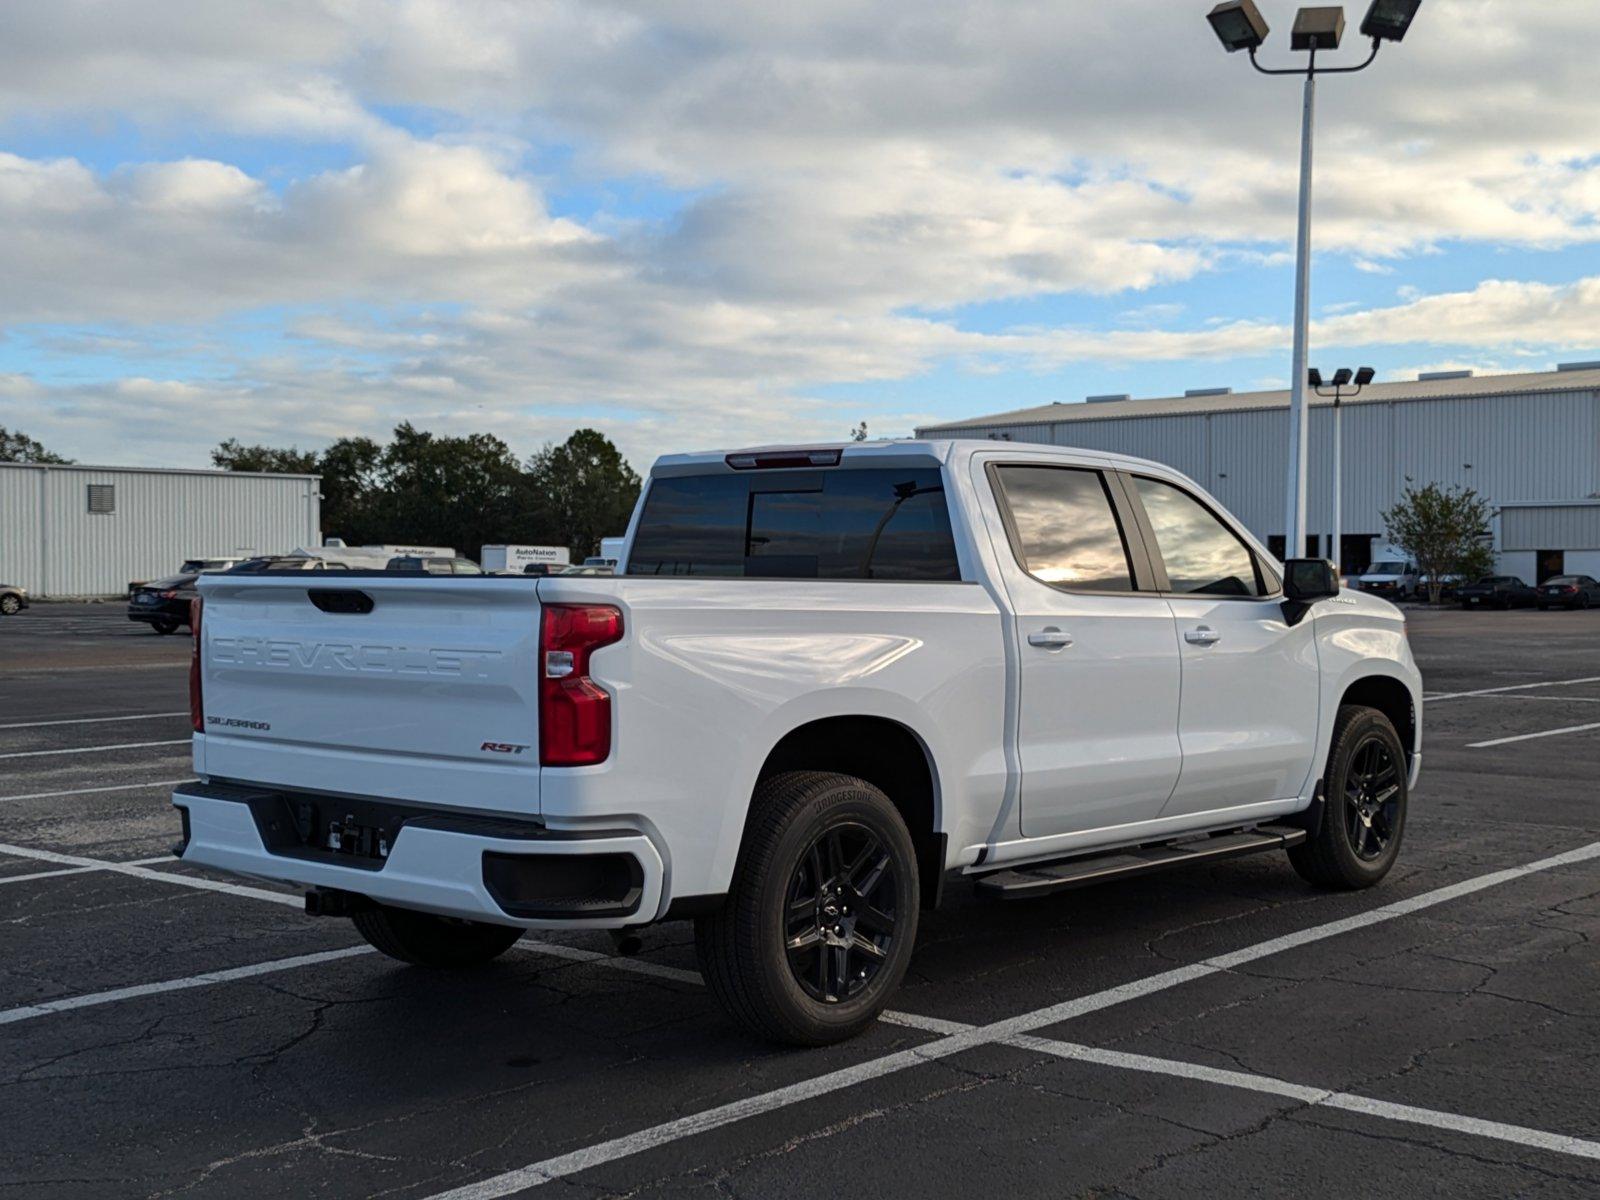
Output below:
[627,467,960,580]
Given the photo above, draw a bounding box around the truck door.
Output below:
[1120,473,1321,817]
[979,459,1183,838]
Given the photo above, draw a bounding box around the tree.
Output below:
[525,429,642,559]
[209,424,640,561]
[850,421,869,442]
[1381,481,1494,604]
[375,423,527,555]
[0,426,72,463]
[316,437,384,545]
[210,439,319,476]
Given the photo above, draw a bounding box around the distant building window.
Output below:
[87,484,116,514]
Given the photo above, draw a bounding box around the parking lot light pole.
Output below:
[1205,1,1421,558]
[1310,364,1375,573]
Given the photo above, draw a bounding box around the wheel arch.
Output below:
[755,714,946,910]
[1338,674,1417,771]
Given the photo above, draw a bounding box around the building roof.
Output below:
[917,365,1600,432]
[0,461,320,481]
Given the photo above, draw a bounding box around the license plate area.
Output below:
[249,794,411,870]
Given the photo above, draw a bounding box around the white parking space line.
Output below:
[0,854,173,886]
[0,739,190,760]
[7,853,1600,1178]
[1009,1036,1600,1163]
[0,779,192,804]
[1426,675,1600,702]
[0,711,187,730]
[0,947,373,1026]
[423,839,1600,1199]
[1496,694,1600,704]
[0,842,299,906]
[1468,722,1600,749]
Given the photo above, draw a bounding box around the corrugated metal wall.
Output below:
[1502,505,1600,551]
[0,465,320,597]
[954,389,1600,547]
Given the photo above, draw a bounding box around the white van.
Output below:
[480,544,570,574]
[1358,551,1421,600]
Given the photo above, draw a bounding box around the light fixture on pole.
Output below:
[1206,1,1421,559]
[1309,364,1375,574]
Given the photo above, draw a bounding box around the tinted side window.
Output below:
[626,468,960,580]
[1133,476,1264,597]
[994,465,1134,592]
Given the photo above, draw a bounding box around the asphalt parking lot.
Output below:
[5,601,1600,1198]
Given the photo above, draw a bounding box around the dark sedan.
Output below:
[1537,575,1600,610]
[127,574,198,634]
[1457,575,1537,610]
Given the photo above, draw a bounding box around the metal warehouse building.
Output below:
[0,462,320,598]
[918,364,1600,583]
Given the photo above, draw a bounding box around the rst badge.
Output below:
[480,741,530,755]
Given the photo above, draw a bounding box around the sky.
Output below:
[2,0,1599,471]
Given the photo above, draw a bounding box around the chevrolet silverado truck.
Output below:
[173,440,1421,1044]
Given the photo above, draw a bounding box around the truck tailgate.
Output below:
[194,575,543,813]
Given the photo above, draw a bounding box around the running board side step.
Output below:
[972,824,1307,900]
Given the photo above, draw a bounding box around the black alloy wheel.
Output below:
[0,594,19,616]
[1343,737,1401,862]
[783,822,898,1004]
[1289,704,1407,890]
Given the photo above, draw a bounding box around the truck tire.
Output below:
[695,771,920,1046]
[151,617,180,635]
[352,903,523,968]
[1289,705,1407,890]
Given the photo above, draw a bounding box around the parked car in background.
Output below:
[128,574,198,634]
[228,556,355,573]
[1458,576,1537,610]
[1537,575,1600,610]
[0,583,28,616]
[180,557,247,574]
[385,555,484,575]
[1358,557,1421,600]
[130,557,245,594]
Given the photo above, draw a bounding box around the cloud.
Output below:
[3,1,1600,467]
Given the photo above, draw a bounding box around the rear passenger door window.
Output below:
[1130,476,1265,598]
[992,465,1136,592]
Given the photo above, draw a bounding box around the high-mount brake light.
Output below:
[725,449,842,470]
[189,597,204,733]
[539,604,623,766]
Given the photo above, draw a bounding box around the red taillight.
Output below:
[539,604,623,766]
[189,597,204,733]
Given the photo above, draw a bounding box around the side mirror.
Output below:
[1283,558,1340,602]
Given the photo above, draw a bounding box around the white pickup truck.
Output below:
[174,440,1421,1044]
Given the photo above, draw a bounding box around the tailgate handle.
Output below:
[308,590,374,615]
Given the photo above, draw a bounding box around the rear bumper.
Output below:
[173,783,665,930]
